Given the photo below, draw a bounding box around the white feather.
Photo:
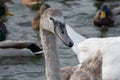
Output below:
[66,24,120,79]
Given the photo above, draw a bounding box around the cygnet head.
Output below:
[40,8,74,47]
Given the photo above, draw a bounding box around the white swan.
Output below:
[0,40,43,56]
[66,23,120,79]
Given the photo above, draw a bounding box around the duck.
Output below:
[93,4,120,27]
[21,0,44,10]
[32,3,50,31]
[0,21,8,41]
[39,7,102,80]
[0,3,15,41]
[0,3,43,56]
[0,40,43,56]
[0,4,10,41]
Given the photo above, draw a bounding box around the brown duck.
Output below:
[93,5,120,27]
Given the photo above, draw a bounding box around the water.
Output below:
[0,0,120,80]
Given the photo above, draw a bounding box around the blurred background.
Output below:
[0,0,120,80]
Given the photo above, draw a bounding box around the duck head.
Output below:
[0,4,14,17]
[0,5,6,16]
[40,8,74,47]
[100,5,111,19]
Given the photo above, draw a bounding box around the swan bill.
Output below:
[54,21,74,47]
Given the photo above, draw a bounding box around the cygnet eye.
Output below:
[50,17,54,21]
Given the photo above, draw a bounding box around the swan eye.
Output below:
[50,17,55,24]
[50,17,54,21]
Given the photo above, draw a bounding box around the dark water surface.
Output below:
[0,0,120,80]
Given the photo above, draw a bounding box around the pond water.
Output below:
[0,0,120,80]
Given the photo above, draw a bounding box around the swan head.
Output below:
[40,8,74,47]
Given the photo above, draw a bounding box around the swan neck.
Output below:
[66,24,85,44]
[40,29,61,80]
[66,25,86,54]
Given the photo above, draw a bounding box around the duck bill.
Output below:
[5,9,14,16]
[54,22,74,47]
[100,11,106,19]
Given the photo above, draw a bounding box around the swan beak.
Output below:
[100,11,106,19]
[54,22,74,47]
